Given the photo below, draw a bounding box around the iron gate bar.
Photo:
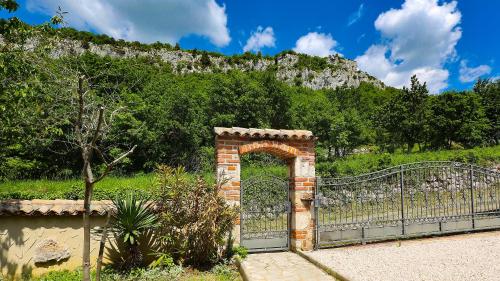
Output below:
[315,161,500,248]
[240,175,290,252]
[400,165,405,235]
[469,164,475,229]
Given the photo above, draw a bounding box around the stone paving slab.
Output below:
[304,231,500,281]
[240,252,337,281]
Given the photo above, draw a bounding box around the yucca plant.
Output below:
[111,193,158,270]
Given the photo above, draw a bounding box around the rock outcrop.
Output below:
[43,38,384,90]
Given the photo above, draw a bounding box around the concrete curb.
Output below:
[295,250,351,281]
[235,256,250,281]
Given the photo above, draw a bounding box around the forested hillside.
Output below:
[9,25,384,91]
[1,20,499,181]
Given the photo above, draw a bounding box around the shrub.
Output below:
[316,145,500,177]
[295,54,328,71]
[110,193,159,270]
[200,51,212,68]
[32,267,184,281]
[153,165,238,267]
[124,267,183,281]
[210,263,235,277]
[231,246,248,259]
[31,269,82,281]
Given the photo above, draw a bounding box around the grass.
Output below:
[317,145,500,177]
[1,145,498,200]
[0,171,216,200]
[0,174,155,200]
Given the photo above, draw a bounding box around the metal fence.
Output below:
[315,161,500,249]
[240,175,290,252]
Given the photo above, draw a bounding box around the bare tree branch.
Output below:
[75,75,85,145]
[91,106,104,148]
[92,145,137,184]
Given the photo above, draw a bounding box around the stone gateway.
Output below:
[214,127,316,251]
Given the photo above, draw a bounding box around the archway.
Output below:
[214,127,316,251]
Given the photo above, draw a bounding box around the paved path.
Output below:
[304,231,500,281]
[240,252,336,281]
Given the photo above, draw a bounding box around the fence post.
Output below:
[400,165,405,236]
[314,177,319,250]
[469,164,475,229]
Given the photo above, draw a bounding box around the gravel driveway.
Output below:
[305,231,500,281]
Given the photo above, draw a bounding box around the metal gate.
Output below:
[241,175,290,252]
[315,161,500,248]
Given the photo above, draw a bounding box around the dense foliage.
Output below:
[316,145,500,177]
[0,14,499,181]
[153,166,237,266]
[1,145,498,200]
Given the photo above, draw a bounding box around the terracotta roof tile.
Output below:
[214,127,314,140]
[0,200,113,216]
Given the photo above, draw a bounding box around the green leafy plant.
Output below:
[149,252,175,269]
[153,165,238,267]
[211,263,235,277]
[231,246,248,259]
[111,192,159,270]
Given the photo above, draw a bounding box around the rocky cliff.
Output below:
[3,34,384,90]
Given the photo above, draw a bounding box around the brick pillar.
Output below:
[215,133,316,250]
[290,148,315,251]
[215,136,242,244]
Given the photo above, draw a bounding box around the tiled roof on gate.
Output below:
[0,199,113,216]
[214,127,314,140]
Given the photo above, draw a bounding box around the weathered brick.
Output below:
[216,129,316,251]
[291,230,307,239]
[294,177,308,182]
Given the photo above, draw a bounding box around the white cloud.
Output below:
[293,32,339,57]
[27,0,231,47]
[355,0,462,93]
[348,3,364,26]
[356,45,450,93]
[243,26,276,52]
[459,60,492,83]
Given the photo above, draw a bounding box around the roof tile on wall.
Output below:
[0,200,113,216]
[214,127,314,140]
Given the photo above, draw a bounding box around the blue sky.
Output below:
[1,0,498,92]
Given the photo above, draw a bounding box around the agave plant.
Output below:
[111,193,158,270]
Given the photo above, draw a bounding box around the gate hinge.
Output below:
[286,201,292,213]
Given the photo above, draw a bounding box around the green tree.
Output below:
[427,91,490,148]
[379,75,429,152]
[0,0,18,12]
[0,3,65,180]
[200,51,211,68]
[474,79,500,144]
[331,109,367,157]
